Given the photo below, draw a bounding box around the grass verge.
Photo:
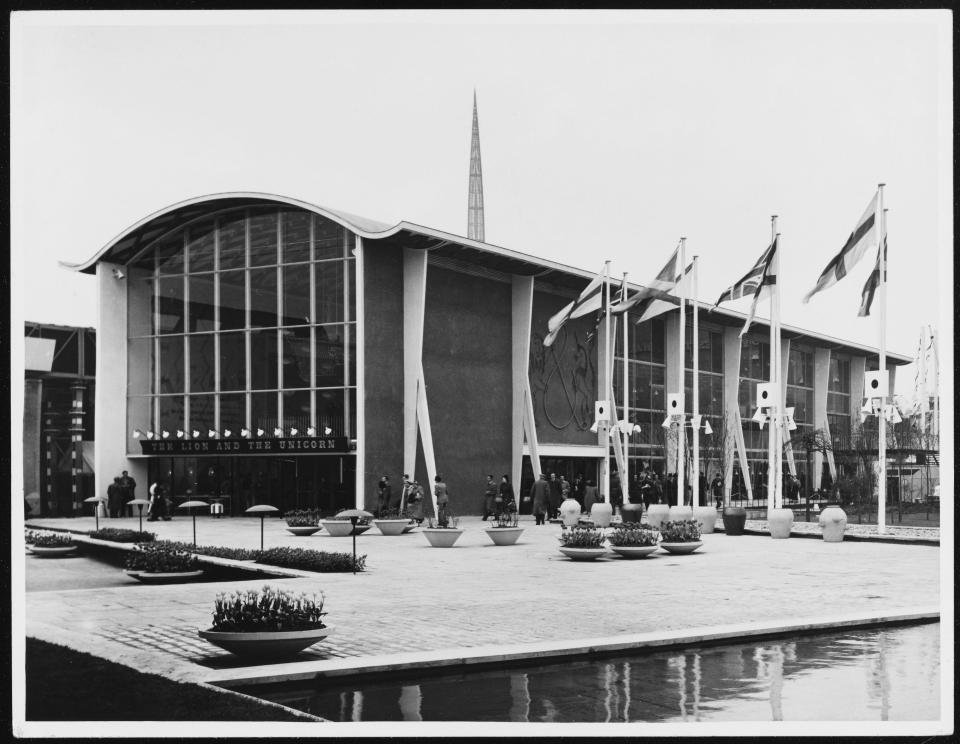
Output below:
[25,637,308,721]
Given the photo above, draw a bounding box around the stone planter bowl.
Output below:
[692,506,719,534]
[199,626,335,658]
[373,519,410,536]
[645,504,670,529]
[558,546,607,561]
[659,541,703,555]
[610,544,659,559]
[484,527,524,546]
[422,528,464,547]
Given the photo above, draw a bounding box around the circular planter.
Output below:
[401,521,418,534]
[373,519,411,536]
[660,541,703,555]
[132,569,204,584]
[484,527,524,546]
[559,498,582,527]
[721,506,747,535]
[198,626,335,659]
[422,528,464,547]
[645,504,670,529]
[558,546,607,561]
[321,520,369,537]
[768,507,794,539]
[29,545,78,557]
[818,504,847,542]
[590,502,613,528]
[692,506,719,534]
[621,503,643,524]
[610,544,659,559]
[285,525,321,536]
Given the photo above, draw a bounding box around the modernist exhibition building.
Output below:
[62,191,912,517]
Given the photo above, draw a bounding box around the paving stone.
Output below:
[23,514,941,686]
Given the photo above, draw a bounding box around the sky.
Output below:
[10,10,952,397]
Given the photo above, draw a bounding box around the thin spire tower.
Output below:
[468,90,485,242]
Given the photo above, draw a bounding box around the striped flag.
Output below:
[803,191,879,304]
[543,267,605,347]
[714,236,778,337]
[857,235,887,317]
[611,243,686,322]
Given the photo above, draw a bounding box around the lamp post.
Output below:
[245,504,279,552]
[334,508,373,574]
[178,500,209,548]
[127,498,151,534]
[83,495,108,531]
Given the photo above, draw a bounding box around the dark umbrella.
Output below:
[335,508,373,575]
[177,500,209,548]
[83,495,108,531]
[245,504,280,552]
[127,498,151,534]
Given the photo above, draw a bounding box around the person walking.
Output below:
[482,475,498,520]
[107,477,123,518]
[407,480,425,524]
[711,474,724,508]
[548,473,562,520]
[583,479,599,513]
[531,473,550,525]
[497,474,515,517]
[376,476,392,517]
[147,481,168,521]
[573,473,585,507]
[118,470,137,517]
[433,474,450,525]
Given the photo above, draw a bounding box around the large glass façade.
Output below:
[126,206,357,451]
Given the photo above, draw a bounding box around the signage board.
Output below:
[139,436,350,455]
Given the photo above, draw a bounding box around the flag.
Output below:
[630,261,693,323]
[543,267,605,347]
[857,235,887,317]
[803,191,879,303]
[611,243,690,325]
[714,236,778,337]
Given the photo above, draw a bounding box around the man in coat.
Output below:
[482,475,498,520]
[548,473,562,519]
[118,470,136,517]
[531,473,551,525]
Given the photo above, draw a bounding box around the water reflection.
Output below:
[247,623,940,722]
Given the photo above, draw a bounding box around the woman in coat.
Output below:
[497,474,515,516]
[433,474,449,525]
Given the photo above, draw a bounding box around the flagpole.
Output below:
[677,237,686,508]
[604,260,612,510]
[929,325,938,438]
[767,216,779,519]
[877,187,887,534]
[692,255,700,509]
[622,272,630,504]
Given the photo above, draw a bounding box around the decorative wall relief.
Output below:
[530,325,597,433]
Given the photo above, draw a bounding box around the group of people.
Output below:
[481,474,518,520]
[527,472,597,525]
[375,474,428,522]
[105,471,137,518]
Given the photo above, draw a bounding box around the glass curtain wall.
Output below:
[684,321,725,483]
[613,317,666,475]
[737,334,771,503]
[785,345,815,496]
[127,206,356,446]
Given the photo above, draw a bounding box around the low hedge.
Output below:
[152,540,260,562]
[257,546,366,573]
[89,528,157,543]
[125,544,199,573]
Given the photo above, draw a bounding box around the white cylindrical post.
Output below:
[677,238,686,508]
[622,272,630,502]
[877,189,887,534]
[603,261,612,508]
[692,255,700,508]
[766,217,778,518]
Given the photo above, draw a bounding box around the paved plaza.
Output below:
[21,513,941,693]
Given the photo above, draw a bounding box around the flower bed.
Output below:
[210,586,327,632]
[659,520,702,543]
[152,540,260,561]
[559,526,605,548]
[257,547,366,573]
[608,524,660,547]
[89,528,157,543]
[31,532,75,548]
[283,509,320,527]
[125,543,200,573]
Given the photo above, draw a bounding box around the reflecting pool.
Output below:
[242,622,940,722]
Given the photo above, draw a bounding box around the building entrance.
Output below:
[518,455,599,513]
[145,454,355,516]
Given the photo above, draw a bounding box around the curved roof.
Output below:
[63,191,912,363]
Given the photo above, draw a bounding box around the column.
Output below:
[813,347,831,491]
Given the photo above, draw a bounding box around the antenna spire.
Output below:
[468,90,485,242]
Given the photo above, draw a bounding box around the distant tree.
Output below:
[788,427,833,521]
